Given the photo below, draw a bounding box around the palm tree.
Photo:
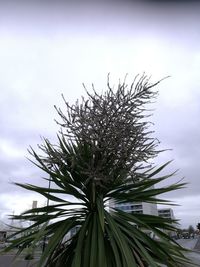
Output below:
[5,75,192,266]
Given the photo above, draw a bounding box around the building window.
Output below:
[132,210,143,214]
[131,205,143,210]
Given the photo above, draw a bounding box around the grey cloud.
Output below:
[0,0,200,227]
[151,89,200,199]
[0,155,44,189]
[1,0,199,40]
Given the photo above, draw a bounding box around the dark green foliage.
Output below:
[5,75,193,266]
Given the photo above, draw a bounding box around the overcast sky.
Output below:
[0,0,200,228]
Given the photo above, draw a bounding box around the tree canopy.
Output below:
[5,74,192,267]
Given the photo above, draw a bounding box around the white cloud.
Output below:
[0,139,26,159]
[0,192,46,223]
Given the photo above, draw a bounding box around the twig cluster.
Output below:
[41,74,163,188]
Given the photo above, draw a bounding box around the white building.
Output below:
[158,208,177,237]
[110,201,158,216]
[158,208,175,220]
